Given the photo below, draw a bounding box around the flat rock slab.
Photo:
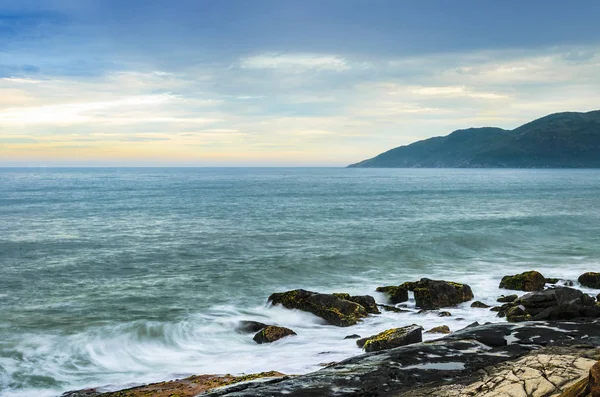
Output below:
[205,319,600,397]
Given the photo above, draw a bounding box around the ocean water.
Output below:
[1,167,600,397]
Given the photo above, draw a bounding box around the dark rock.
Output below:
[545,277,560,284]
[499,270,545,291]
[400,281,418,291]
[348,295,380,314]
[236,321,268,334]
[579,272,600,289]
[357,324,422,352]
[375,286,409,304]
[590,360,600,396]
[344,334,361,340]
[470,300,490,308]
[205,319,600,397]
[411,278,474,309]
[253,326,296,344]
[268,289,368,327]
[425,325,450,334]
[497,294,519,303]
[597,293,600,302]
[504,287,600,322]
[377,304,410,313]
[438,311,452,317]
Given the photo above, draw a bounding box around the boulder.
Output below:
[253,326,296,344]
[333,293,380,314]
[378,304,410,313]
[357,324,422,352]
[375,286,409,304]
[425,325,450,334]
[504,287,600,322]
[438,311,452,317]
[590,361,600,396]
[408,278,473,310]
[497,294,518,303]
[470,301,490,308]
[579,272,600,289]
[236,321,268,333]
[545,277,560,284]
[268,289,368,327]
[499,270,545,291]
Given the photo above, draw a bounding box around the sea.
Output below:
[1,167,599,397]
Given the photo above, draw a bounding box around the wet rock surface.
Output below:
[253,325,297,344]
[356,325,423,352]
[411,278,474,309]
[236,320,268,333]
[500,270,546,292]
[502,287,600,322]
[579,272,600,289]
[375,286,409,304]
[425,325,451,334]
[471,301,490,308]
[204,319,600,397]
[268,289,369,327]
[497,294,519,303]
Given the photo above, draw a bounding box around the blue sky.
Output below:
[1,0,600,166]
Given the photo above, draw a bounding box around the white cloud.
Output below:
[240,53,348,71]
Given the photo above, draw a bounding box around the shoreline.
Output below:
[60,271,600,397]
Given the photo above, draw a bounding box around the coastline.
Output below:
[62,271,600,397]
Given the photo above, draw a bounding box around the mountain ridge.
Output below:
[348,110,600,168]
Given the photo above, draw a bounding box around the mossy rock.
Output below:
[579,272,600,289]
[545,277,560,284]
[375,286,409,304]
[236,321,268,334]
[253,326,296,344]
[334,293,380,314]
[505,305,532,322]
[268,289,368,327]
[425,325,451,334]
[411,278,474,310]
[499,271,545,291]
[470,301,490,309]
[356,324,422,352]
[497,294,518,303]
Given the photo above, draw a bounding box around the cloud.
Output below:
[240,53,348,71]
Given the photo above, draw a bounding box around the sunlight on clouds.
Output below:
[240,53,348,71]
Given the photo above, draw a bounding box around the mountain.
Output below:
[348,110,600,168]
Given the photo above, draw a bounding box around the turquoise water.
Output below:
[1,168,600,396]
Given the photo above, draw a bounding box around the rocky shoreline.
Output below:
[63,271,600,397]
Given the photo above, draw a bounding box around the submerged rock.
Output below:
[253,326,296,344]
[236,321,268,333]
[332,293,380,314]
[344,334,361,340]
[546,277,560,284]
[579,272,600,289]
[410,278,473,310]
[268,289,368,327]
[357,324,422,352]
[438,311,452,317]
[470,300,490,308]
[375,285,409,304]
[377,303,410,313]
[425,325,450,334]
[497,294,519,303]
[499,270,545,291]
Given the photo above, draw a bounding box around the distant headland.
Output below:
[348,110,600,168]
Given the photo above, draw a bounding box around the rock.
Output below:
[375,286,409,304]
[470,300,490,308]
[411,278,474,309]
[504,287,600,322]
[357,324,422,352]
[348,295,380,314]
[400,281,418,291]
[438,311,452,317]
[344,334,361,340]
[236,321,268,333]
[62,371,285,397]
[203,320,600,397]
[579,272,600,289]
[268,289,368,327]
[590,361,600,396]
[546,277,561,284]
[253,326,296,344]
[497,294,518,303]
[499,270,546,291]
[597,293,600,302]
[377,304,410,313]
[425,325,450,334]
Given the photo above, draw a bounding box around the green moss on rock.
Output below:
[579,272,600,289]
[375,286,409,304]
[253,326,296,344]
[356,324,423,352]
[499,271,545,291]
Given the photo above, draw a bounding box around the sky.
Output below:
[1,0,600,166]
